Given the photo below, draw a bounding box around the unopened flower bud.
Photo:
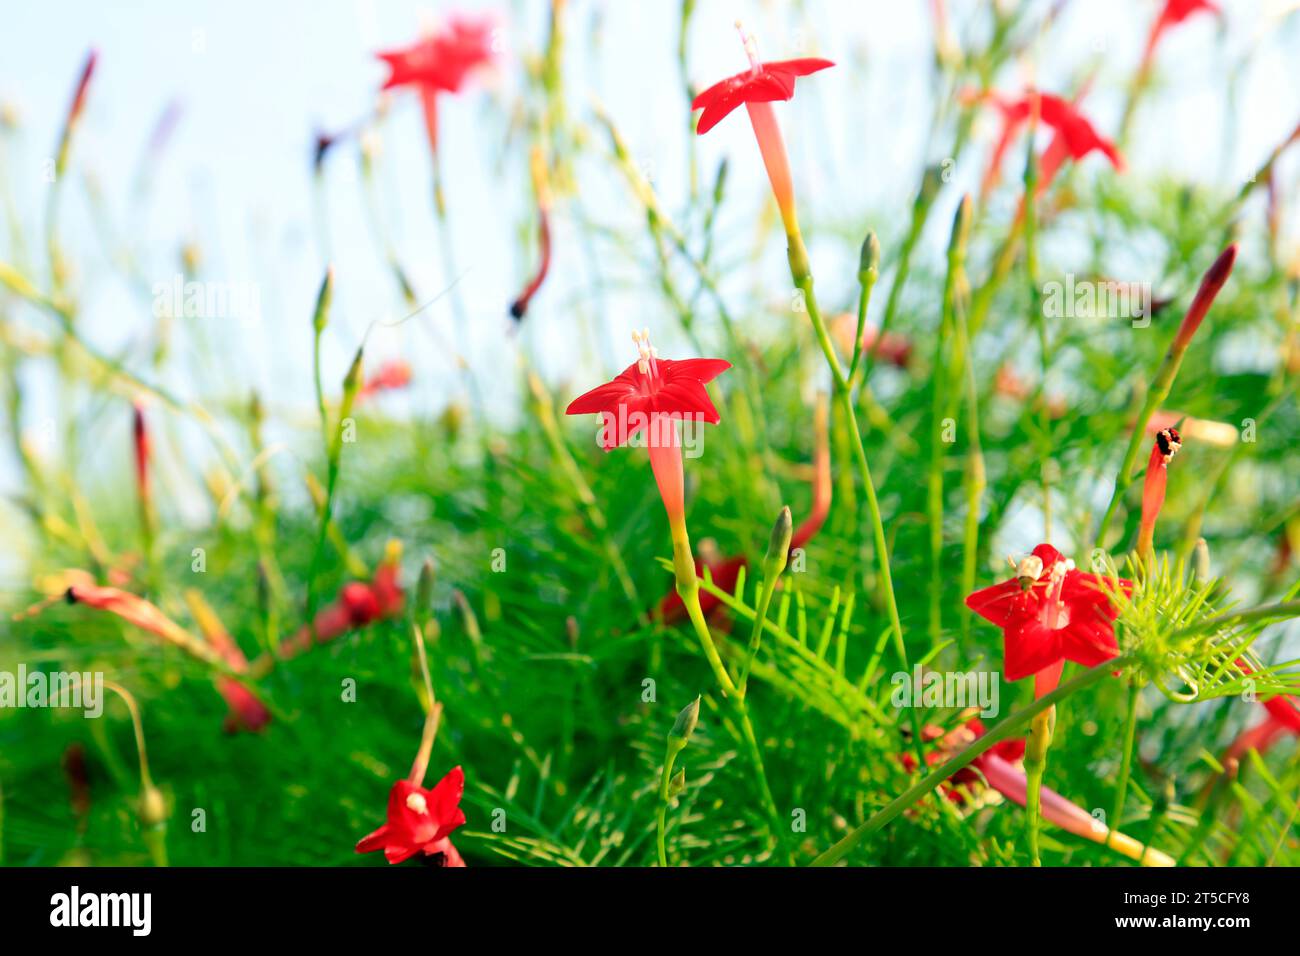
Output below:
[858,231,881,285]
[138,784,168,829]
[668,768,686,799]
[669,696,700,745]
[763,506,793,581]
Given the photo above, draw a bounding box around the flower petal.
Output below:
[1003,618,1064,682]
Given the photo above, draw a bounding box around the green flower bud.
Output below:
[669,696,700,745]
[762,506,793,581]
[668,768,686,799]
[312,266,334,334]
[858,230,881,285]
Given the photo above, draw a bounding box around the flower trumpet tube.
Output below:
[691,21,832,248]
[1137,427,1181,561]
[19,580,226,669]
[510,146,553,321]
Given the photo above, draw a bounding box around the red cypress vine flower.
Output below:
[565,332,729,529]
[376,14,496,154]
[691,22,832,237]
[966,88,1123,198]
[356,767,467,866]
[965,544,1131,691]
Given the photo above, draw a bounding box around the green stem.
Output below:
[1108,680,1141,852]
[1023,705,1055,867]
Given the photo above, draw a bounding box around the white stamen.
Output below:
[734,20,762,75]
[406,792,428,814]
[632,328,659,379]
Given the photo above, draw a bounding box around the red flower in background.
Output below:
[356,768,466,866]
[966,544,1131,689]
[377,15,495,95]
[375,14,496,155]
[358,359,412,401]
[966,88,1123,199]
[278,553,405,659]
[1144,0,1220,65]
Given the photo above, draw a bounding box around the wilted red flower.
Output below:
[132,400,150,501]
[692,23,832,237]
[565,332,729,527]
[965,544,1131,690]
[376,15,496,154]
[356,768,466,866]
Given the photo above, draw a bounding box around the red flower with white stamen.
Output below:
[566,332,729,528]
[965,544,1131,688]
[692,23,832,237]
[356,767,466,866]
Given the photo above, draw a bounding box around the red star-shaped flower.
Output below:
[376,16,495,95]
[965,544,1131,683]
[565,341,730,452]
[355,767,467,866]
[566,332,730,529]
[692,56,834,135]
